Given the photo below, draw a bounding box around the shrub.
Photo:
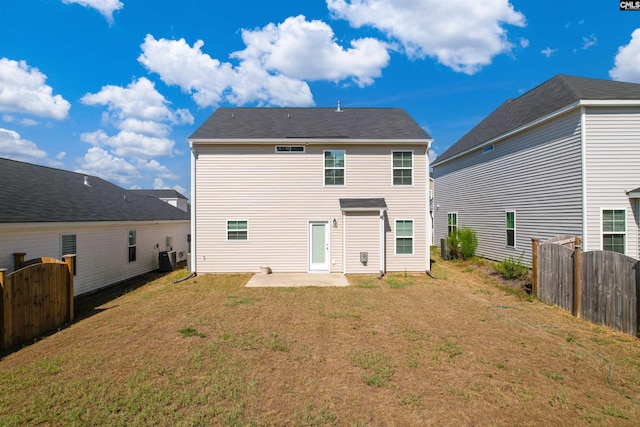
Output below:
[446,226,478,260]
[493,254,529,280]
[458,227,478,260]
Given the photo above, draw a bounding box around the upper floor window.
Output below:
[324,150,345,186]
[392,151,413,185]
[602,209,625,254]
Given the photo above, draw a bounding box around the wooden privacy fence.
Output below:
[0,253,75,350]
[532,236,639,337]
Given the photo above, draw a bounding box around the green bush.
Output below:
[446,226,478,260]
[493,254,529,280]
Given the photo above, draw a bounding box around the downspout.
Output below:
[190,144,197,273]
[379,209,385,278]
[580,107,588,251]
[426,140,436,279]
[342,211,347,274]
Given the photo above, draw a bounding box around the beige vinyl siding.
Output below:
[344,212,379,273]
[194,144,428,273]
[433,110,583,266]
[0,221,189,295]
[583,107,640,258]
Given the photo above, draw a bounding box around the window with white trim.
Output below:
[128,230,136,262]
[324,150,345,185]
[506,211,515,247]
[61,234,77,275]
[395,219,414,255]
[602,209,625,254]
[227,220,248,241]
[447,212,457,236]
[392,151,413,185]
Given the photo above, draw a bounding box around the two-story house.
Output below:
[188,106,433,276]
[432,74,640,265]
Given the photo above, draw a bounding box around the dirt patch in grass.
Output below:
[1,258,639,426]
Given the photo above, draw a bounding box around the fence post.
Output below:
[531,238,540,297]
[62,255,75,322]
[0,268,9,350]
[12,253,25,271]
[573,236,582,318]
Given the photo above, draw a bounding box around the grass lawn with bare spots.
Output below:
[1,252,639,426]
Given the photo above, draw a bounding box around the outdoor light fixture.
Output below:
[332,218,338,227]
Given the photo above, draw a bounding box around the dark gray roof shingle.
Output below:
[130,189,188,200]
[433,75,640,166]
[339,198,388,210]
[189,108,431,141]
[0,158,190,223]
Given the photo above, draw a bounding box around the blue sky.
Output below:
[1,1,639,198]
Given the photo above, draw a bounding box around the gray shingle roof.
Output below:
[130,189,188,200]
[0,158,190,223]
[189,108,431,141]
[432,74,640,166]
[340,198,388,211]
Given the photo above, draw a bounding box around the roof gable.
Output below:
[0,158,190,223]
[433,75,640,166]
[189,107,431,141]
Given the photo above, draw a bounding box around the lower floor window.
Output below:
[602,209,625,254]
[395,219,414,255]
[506,211,515,247]
[227,220,248,240]
[128,230,137,262]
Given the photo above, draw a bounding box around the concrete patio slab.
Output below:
[245,273,349,288]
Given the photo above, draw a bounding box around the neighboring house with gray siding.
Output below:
[0,158,191,296]
[189,107,433,275]
[432,75,640,265]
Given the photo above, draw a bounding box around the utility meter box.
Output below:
[360,252,368,264]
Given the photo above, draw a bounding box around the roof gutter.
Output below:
[432,98,640,168]
[189,138,433,146]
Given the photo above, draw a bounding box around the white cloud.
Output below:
[541,47,558,58]
[0,58,71,119]
[138,16,390,107]
[326,0,525,75]
[235,15,389,87]
[80,77,193,158]
[61,0,123,23]
[75,147,141,185]
[0,127,48,163]
[610,29,640,82]
[582,35,597,50]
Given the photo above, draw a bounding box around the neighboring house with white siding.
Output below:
[130,189,189,212]
[189,107,433,275]
[432,74,640,265]
[0,158,191,296]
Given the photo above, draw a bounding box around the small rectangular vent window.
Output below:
[482,145,494,153]
[276,146,305,153]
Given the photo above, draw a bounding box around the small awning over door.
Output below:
[627,187,640,198]
[339,198,387,212]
